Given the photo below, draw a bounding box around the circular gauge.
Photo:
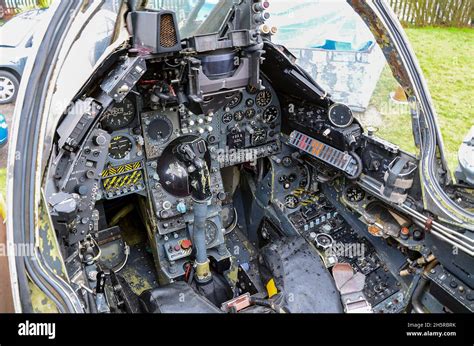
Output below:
[256,89,272,107]
[282,156,293,168]
[234,110,244,122]
[252,128,267,145]
[263,106,279,123]
[205,221,219,247]
[109,135,133,160]
[328,103,354,128]
[284,195,299,209]
[245,108,256,119]
[226,92,242,109]
[147,116,173,144]
[222,112,233,124]
[346,186,365,203]
[315,233,334,250]
[102,98,135,131]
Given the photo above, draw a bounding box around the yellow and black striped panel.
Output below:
[102,170,144,191]
[101,161,145,197]
[101,161,143,178]
[293,188,319,206]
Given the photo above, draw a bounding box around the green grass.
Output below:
[0,168,6,197]
[406,27,474,172]
[368,27,474,173]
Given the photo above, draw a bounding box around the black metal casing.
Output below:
[129,10,182,55]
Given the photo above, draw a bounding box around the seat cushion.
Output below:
[259,236,343,313]
[139,281,221,313]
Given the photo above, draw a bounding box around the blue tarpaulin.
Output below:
[269,0,386,112]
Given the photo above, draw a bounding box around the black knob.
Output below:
[413,229,424,241]
[76,185,89,196]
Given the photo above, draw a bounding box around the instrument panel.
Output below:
[286,101,362,153]
[213,80,282,167]
[93,76,283,281]
[99,96,147,200]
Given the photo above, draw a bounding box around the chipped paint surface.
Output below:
[28,194,70,312]
[37,193,68,281]
[348,0,414,97]
[224,256,239,290]
[119,243,158,296]
[29,280,58,313]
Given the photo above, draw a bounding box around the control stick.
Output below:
[176,137,212,283]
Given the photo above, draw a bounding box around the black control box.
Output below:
[427,264,474,313]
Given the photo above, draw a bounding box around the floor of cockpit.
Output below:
[99,200,160,296]
[119,242,159,296]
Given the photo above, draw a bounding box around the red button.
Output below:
[174,244,181,251]
[181,239,192,250]
[401,227,410,236]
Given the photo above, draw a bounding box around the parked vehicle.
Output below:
[0,9,46,104]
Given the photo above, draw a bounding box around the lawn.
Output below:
[406,27,474,172]
[370,27,474,173]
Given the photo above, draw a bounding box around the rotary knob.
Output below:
[94,134,107,146]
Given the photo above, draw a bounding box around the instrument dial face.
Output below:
[263,106,279,123]
[328,103,354,128]
[234,110,244,122]
[109,136,133,160]
[226,92,243,109]
[256,89,272,108]
[245,108,256,119]
[346,186,366,202]
[222,112,233,124]
[315,233,334,249]
[147,116,173,144]
[102,98,135,131]
[284,195,299,209]
[252,128,267,145]
[205,221,219,247]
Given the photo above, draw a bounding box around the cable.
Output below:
[112,243,130,273]
[411,260,439,313]
[249,297,290,314]
[346,151,363,180]
[90,237,103,263]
